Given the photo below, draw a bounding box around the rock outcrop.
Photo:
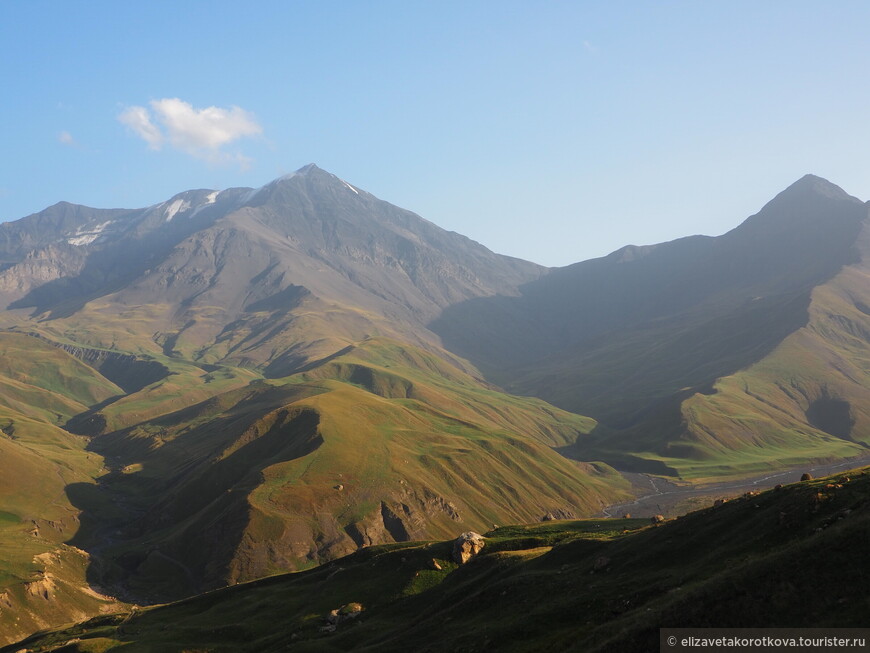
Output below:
[452,532,485,564]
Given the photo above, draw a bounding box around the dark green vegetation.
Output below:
[3,166,870,645]
[9,467,869,652]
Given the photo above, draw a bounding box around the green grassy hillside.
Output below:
[0,408,125,646]
[0,333,122,423]
[66,337,626,602]
[10,465,868,653]
[0,332,317,642]
[0,326,626,643]
[0,335,131,645]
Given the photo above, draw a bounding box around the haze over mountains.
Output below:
[1,164,869,646]
[434,174,870,476]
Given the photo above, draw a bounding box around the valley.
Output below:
[600,451,870,519]
[1,165,869,648]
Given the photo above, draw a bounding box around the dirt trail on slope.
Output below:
[599,452,870,519]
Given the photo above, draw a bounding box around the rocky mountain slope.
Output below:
[0,164,542,372]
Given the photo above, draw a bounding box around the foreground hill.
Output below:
[9,466,868,652]
[433,175,870,478]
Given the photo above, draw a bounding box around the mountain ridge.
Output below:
[0,164,544,375]
[431,172,870,476]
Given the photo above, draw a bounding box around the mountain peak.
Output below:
[269,163,322,184]
[781,174,856,202]
[296,163,320,175]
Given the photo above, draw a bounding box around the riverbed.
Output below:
[598,452,870,519]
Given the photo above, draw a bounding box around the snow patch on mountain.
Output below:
[67,233,100,246]
[189,191,222,219]
[164,199,191,222]
[65,220,115,246]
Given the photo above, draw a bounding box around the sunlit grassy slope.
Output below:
[0,333,122,423]
[0,331,626,642]
[72,336,627,601]
[11,465,868,653]
[0,336,129,645]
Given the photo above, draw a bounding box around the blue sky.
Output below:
[3,1,870,266]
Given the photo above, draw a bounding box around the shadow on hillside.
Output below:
[430,186,866,428]
[432,284,818,428]
[556,422,681,478]
[263,343,354,379]
[64,395,323,604]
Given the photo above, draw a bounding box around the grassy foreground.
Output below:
[8,465,869,653]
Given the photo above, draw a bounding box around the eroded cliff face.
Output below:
[54,344,170,394]
[95,474,472,597]
[0,544,127,647]
[224,484,464,587]
[345,490,462,548]
[0,244,87,305]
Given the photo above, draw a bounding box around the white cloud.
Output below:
[118,98,262,165]
[119,105,164,149]
[152,99,261,152]
[58,131,76,146]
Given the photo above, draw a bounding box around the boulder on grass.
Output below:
[452,532,485,564]
[326,602,364,626]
